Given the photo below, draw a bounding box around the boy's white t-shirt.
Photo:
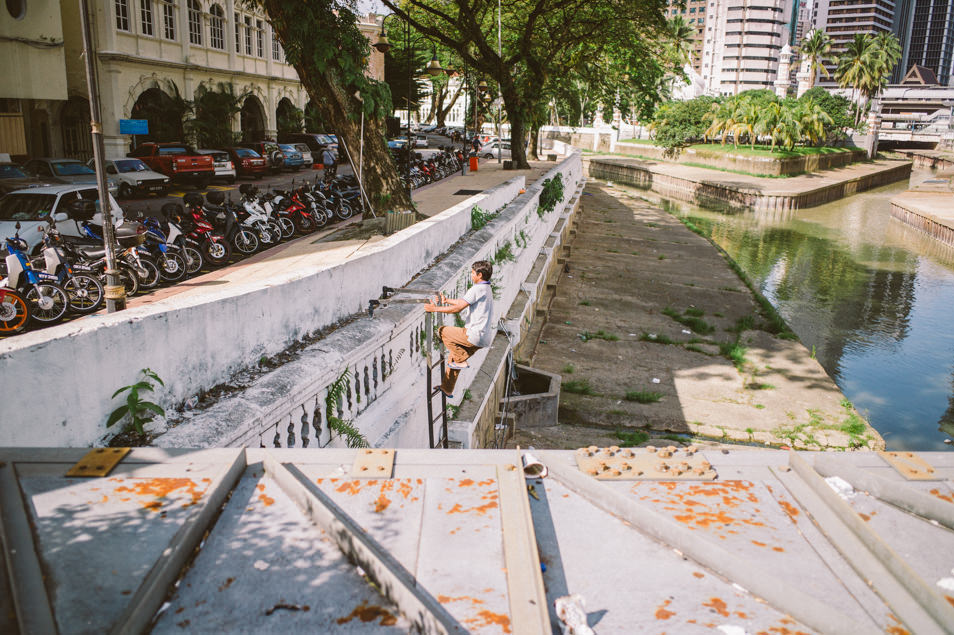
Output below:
[462,281,494,347]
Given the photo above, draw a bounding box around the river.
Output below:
[633,170,954,451]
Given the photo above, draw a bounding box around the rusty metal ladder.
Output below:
[369,286,448,449]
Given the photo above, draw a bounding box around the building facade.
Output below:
[811,0,900,80]
[666,0,709,74]
[0,0,384,161]
[897,0,954,85]
[701,0,797,96]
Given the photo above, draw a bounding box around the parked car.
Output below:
[127,143,215,188]
[293,143,314,167]
[195,149,236,184]
[0,162,50,196]
[223,147,268,179]
[276,133,337,160]
[21,158,119,196]
[414,135,428,148]
[387,139,408,150]
[278,144,304,171]
[91,158,169,199]
[238,141,284,174]
[482,141,511,159]
[0,184,122,255]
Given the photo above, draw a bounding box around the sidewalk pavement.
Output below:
[128,158,557,309]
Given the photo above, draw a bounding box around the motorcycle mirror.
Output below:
[15,221,21,229]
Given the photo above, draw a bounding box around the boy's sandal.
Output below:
[447,361,469,370]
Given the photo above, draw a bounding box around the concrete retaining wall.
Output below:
[902,151,954,171]
[146,154,585,451]
[890,202,954,247]
[585,158,913,212]
[613,142,866,176]
[0,174,526,447]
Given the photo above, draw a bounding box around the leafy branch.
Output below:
[325,369,369,448]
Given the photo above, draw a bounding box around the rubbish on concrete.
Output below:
[825,476,855,500]
[185,396,199,409]
[555,593,594,635]
[253,560,269,570]
[682,329,691,334]
[522,451,548,478]
[652,378,660,384]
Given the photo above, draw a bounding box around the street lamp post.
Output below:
[374,16,443,197]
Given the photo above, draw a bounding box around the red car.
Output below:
[223,147,268,179]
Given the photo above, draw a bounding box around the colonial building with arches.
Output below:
[1,1,384,161]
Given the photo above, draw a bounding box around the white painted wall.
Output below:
[0,177,524,447]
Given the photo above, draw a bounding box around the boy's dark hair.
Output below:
[472,260,493,281]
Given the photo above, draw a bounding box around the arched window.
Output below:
[188,0,202,46]
[209,4,224,49]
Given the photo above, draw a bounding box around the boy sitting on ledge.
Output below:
[424,260,495,397]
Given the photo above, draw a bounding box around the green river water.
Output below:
[634,171,954,451]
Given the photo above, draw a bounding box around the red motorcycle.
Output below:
[180,192,232,266]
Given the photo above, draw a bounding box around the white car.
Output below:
[196,150,236,184]
[0,184,123,255]
[294,143,314,167]
[93,158,170,199]
[482,141,511,159]
[414,135,428,148]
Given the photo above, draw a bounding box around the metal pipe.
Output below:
[78,0,125,311]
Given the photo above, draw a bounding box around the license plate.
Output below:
[148,185,163,191]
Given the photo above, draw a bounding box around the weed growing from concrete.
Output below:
[562,364,575,374]
[639,332,677,345]
[471,206,498,230]
[578,300,591,306]
[446,404,461,420]
[463,389,472,401]
[607,248,620,253]
[719,341,748,369]
[754,404,766,409]
[493,241,515,264]
[685,307,705,317]
[563,379,598,395]
[608,409,627,416]
[685,344,707,354]
[625,390,663,404]
[579,330,619,342]
[325,370,369,448]
[662,306,715,335]
[107,368,165,436]
[616,428,650,446]
[658,254,666,260]
[746,382,776,390]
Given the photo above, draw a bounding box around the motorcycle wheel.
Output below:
[113,265,140,296]
[183,246,203,274]
[294,212,315,233]
[63,274,105,314]
[25,283,69,324]
[204,239,231,265]
[137,258,161,289]
[258,225,278,246]
[312,210,328,229]
[0,288,30,334]
[335,203,354,220]
[267,220,285,241]
[277,216,295,240]
[158,253,188,282]
[233,229,259,255]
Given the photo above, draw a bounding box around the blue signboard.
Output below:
[119,119,149,135]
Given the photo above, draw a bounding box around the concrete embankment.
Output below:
[518,181,885,451]
[585,155,912,212]
[890,171,954,248]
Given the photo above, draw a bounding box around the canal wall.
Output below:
[0,155,581,448]
[584,157,913,212]
[612,142,866,176]
[890,173,954,248]
[902,150,954,172]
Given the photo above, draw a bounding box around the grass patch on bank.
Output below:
[579,330,620,342]
[663,306,715,335]
[616,428,650,447]
[625,390,664,404]
[639,332,677,345]
[563,379,598,395]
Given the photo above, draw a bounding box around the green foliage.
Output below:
[578,300,591,306]
[563,379,598,395]
[562,364,575,374]
[639,332,676,345]
[662,306,714,335]
[277,102,304,134]
[471,206,497,230]
[107,368,165,435]
[539,174,565,214]
[649,96,720,152]
[719,341,748,369]
[493,241,515,264]
[616,428,650,447]
[186,82,246,148]
[578,330,619,342]
[799,88,853,140]
[325,370,368,448]
[625,390,663,403]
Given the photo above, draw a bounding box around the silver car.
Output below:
[294,143,314,167]
[196,149,237,184]
[0,184,123,255]
[22,158,119,196]
[93,158,170,199]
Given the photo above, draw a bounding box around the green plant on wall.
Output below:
[493,241,515,264]
[107,368,165,435]
[325,370,368,448]
[471,206,498,231]
[539,173,565,215]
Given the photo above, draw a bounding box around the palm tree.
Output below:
[667,16,696,69]
[836,34,876,127]
[799,30,832,91]
[731,97,760,149]
[863,31,902,103]
[798,98,834,146]
[755,102,782,150]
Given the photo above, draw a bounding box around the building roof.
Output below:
[902,65,941,86]
[2,447,953,633]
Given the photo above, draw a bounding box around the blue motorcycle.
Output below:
[2,222,69,324]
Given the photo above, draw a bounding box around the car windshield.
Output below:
[234,148,259,158]
[157,146,191,155]
[279,145,297,153]
[52,162,95,176]
[0,164,29,179]
[211,153,229,162]
[0,193,57,221]
[114,159,148,173]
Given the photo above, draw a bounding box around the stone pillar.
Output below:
[865,99,883,160]
[774,44,793,99]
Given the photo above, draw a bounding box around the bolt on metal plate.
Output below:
[351,449,396,479]
[574,445,716,480]
[65,448,131,477]
[878,451,939,480]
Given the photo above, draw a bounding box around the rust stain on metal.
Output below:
[459,478,475,487]
[702,597,729,617]
[929,488,953,503]
[112,478,207,512]
[258,493,275,507]
[218,577,234,592]
[334,480,365,496]
[335,602,397,626]
[692,571,704,579]
[859,512,871,522]
[946,595,954,608]
[654,599,675,620]
[465,610,512,633]
[374,493,391,513]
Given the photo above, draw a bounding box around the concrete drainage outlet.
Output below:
[500,364,561,430]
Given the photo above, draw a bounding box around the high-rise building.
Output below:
[897,0,954,85]
[812,0,900,80]
[701,0,797,96]
[665,0,710,74]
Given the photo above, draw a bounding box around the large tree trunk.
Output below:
[528,125,540,160]
[260,1,413,213]
[500,82,531,169]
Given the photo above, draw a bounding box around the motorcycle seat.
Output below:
[78,247,106,259]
